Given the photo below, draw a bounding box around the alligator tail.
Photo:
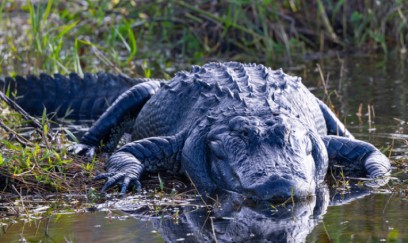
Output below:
[0,72,163,120]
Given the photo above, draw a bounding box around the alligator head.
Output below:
[183,113,328,201]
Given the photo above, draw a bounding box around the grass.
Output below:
[0,0,406,77]
[0,97,102,194]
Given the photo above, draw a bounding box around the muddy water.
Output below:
[1,56,408,242]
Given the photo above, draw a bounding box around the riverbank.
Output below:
[0,1,406,77]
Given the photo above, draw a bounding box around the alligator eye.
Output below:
[241,129,249,137]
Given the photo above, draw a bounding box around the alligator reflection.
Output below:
[122,185,370,243]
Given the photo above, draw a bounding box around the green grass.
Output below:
[0,99,101,193]
[0,0,406,77]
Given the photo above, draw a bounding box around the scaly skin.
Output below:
[0,72,163,119]
[1,62,391,200]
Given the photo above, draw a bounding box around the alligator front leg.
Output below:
[71,81,161,157]
[95,131,186,194]
[322,136,391,185]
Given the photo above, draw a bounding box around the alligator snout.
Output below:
[244,175,315,201]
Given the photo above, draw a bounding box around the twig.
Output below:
[0,90,43,130]
[316,64,328,96]
[185,171,210,209]
[368,104,372,130]
[210,217,218,243]
[0,90,52,141]
[12,185,30,220]
[322,221,332,241]
[0,120,35,147]
[388,139,394,159]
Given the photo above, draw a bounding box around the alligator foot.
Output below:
[94,151,144,195]
[68,143,97,159]
[322,135,391,187]
[94,132,186,194]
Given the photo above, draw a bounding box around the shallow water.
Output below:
[307,193,408,242]
[1,56,408,242]
[0,210,164,242]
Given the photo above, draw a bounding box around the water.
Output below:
[0,210,164,242]
[301,55,408,242]
[307,193,408,242]
[1,56,408,242]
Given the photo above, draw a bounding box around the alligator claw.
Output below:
[364,176,390,188]
[100,172,126,192]
[94,152,143,195]
[95,172,141,195]
[121,177,131,194]
[68,143,96,159]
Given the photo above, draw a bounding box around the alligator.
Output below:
[0,62,391,200]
